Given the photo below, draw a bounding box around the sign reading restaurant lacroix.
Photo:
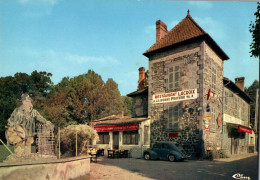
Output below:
[153,89,197,104]
[94,123,139,132]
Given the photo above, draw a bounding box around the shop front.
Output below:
[92,116,150,158]
[226,123,252,155]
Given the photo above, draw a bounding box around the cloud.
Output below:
[188,1,213,9]
[18,0,59,5]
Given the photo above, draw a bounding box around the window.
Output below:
[97,132,109,144]
[169,65,180,90]
[144,126,149,145]
[123,131,138,145]
[234,97,238,117]
[210,107,216,131]
[168,105,180,130]
[224,91,228,112]
[211,67,217,92]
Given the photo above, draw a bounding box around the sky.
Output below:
[0,0,259,96]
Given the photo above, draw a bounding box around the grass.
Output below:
[0,145,14,162]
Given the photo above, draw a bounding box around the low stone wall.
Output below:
[0,156,90,180]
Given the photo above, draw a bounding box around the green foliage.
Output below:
[0,69,130,136]
[122,96,133,116]
[60,124,98,157]
[245,80,259,126]
[36,70,125,127]
[249,2,260,58]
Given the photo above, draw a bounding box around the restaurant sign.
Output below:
[238,126,252,134]
[153,89,197,104]
[94,123,139,132]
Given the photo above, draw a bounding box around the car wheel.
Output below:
[144,153,151,160]
[168,154,175,162]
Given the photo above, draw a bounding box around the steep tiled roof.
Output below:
[143,13,229,60]
[92,115,150,126]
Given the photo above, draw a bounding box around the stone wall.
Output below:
[223,87,250,155]
[132,95,148,117]
[202,43,223,152]
[0,156,90,180]
[148,42,205,158]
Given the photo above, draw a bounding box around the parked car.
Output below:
[143,142,190,162]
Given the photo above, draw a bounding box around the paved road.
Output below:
[87,154,258,180]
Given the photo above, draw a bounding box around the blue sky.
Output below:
[0,0,258,96]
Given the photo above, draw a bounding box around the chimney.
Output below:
[156,20,168,42]
[138,67,145,90]
[235,77,245,91]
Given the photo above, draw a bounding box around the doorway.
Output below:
[113,132,119,149]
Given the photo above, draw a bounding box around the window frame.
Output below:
[168,104,180,131]
[211,67,217,92]
[168,65,180,90]
[123,130,139,145]
[210,107,216,131]
[97,132,110,144]
[143,125,149,145]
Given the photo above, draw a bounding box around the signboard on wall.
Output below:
[153,89,197,104]
[204,120,209,130]
[94,123,139,132]
[238,126,252,134]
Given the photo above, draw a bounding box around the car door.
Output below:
[152,143,162,159]
[160,143,171,160]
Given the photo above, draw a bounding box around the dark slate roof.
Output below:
[143,13,229,60]
[92,115,150,126]
[127,87,148,97]
[223,77,252,104]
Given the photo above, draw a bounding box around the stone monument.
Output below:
[5,94,55,162]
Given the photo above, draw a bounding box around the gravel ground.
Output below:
[87,160,152,180]
[85,153,258,180]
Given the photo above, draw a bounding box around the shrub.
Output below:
[207,148,229,160]
[60,124,98,157]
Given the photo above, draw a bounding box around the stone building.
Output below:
[223,77,253,155]
[134,11,253,158]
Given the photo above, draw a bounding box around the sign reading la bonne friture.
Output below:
[153,89,197,104]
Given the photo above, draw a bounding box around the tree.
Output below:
[249,2,260,59]
[245,80,259,126]
[37,70,124,127]
[104,78,124,116]
[122,96,133,116]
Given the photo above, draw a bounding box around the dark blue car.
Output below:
[143,142,189,162]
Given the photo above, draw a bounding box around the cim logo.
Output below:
[232,173,251,180]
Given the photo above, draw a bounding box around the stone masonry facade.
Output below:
[148,41,224,158]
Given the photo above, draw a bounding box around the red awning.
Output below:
[94,123,139,132]
[238,125,252,134]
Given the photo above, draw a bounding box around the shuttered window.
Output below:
[210,107,216,131]
[169,65,180,90]
[211,67,217,92]
[168,105,179,130]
